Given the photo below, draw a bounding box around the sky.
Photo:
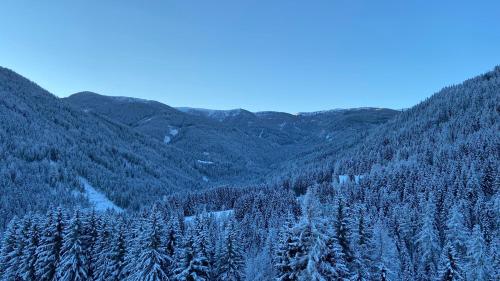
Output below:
[1,0,499,113]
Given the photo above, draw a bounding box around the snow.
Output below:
[176,107,244,121]
[197,160,214,165]
[296,107,386,116]
[111,96,153,103]
[296,109,344,116]
[185,209,234,223]
[338,174,365,184]
[164,126,179,144]
[339,175,350,184]
[354,175,365,184]
[169,127,179,136]
[79,177,123,212]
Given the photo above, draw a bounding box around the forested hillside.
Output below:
[67,92,397,185]
[0,66,498,281]
[0,67,208,229]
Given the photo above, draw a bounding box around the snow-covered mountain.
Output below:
[1,66,498,281]
[66,92,398,185]
[0,67,208,228]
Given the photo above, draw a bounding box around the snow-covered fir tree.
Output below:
[435,242,464,281]
[35,208,65,281]
[57,209,88,281]
[465,225,493,281]
[215,219,245,281]
[129,208,169,281]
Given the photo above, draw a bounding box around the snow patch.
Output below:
[169,127,179,136]
[338,174,365,184]
[164,126,179,144]
[185,210,234,223]
[339,175,350,184]
[354,175,365,184]
[197,160,214,165]
[79,177,123,212]
[176,107,244,121]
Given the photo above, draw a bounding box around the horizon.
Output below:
[1,1,499,112]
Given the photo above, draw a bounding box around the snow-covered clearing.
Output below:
[197,160,214,165]
[79,177,123,212]
[338,174,365,184]
[184,209,234,223]
[164,126,179,144]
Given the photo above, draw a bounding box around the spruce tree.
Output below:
[83,209,100,280]
[175,231,204,281]
[20,219,41,281]
[415,199,440,279]
[57,209,88,281]
[130,208,169,281]
[95,216,114,281]
[466,225,492,281]
[0,217,20,280]
[319,224,349,280]
[107,221,128,281]
[165,215,182,278]
[275,213,300,281]
[216,219,245,281]
[335,197,353,266]
[445,205,468,257]
[35,208,65,281]
[435,242,464,281]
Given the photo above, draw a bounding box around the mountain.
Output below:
[0,67,209,228]
[1,66,498,281]
[280,66,499,198]
[66,92,398,184]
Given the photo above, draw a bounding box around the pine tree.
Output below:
[289,190,349,280]
[350,207,371,281]
[20,219,41,281]
[107,221,128,281]
[57,209,88,281]
[435,242,464,281]
[13,216,33,279]
[130,208,169,281]
[0,217,20,280]
[465,225,492,281]
[275,213,300,281]
[370,220,400,281]
[191,214,212,280]
[445,205,468,257]
[95,216,114,281]
[335,197,353,266]
[480,160,495,197]
[83,209,100,280]
[216,220,245,281]
[35,208,65,281]
[165,215,182,278]
[175,231,205,281]
[176,213,212,280]
[319,224,349,280]
[415,199,440,279]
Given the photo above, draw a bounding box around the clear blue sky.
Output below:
[1,0,499,112]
